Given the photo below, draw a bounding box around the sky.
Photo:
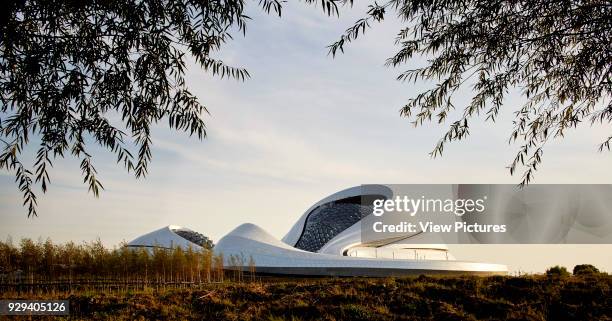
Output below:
[1,2,611,273]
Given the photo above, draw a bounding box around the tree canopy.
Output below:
[330,0,611,185]
[0,0,345,217]
[2,0,610,217]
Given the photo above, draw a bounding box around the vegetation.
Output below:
[573,264,600,275]
[0,0,348,217]
[1,273,610,320]
[330,0,612,186]
[545,265,571,278]
[0,237,243,288]
[5,0,607,217]
[3,0,609,217]
[1,238,610,320]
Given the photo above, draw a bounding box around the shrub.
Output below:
[341,304,374,321]
[573,264,600,276]
[546,266,570,278]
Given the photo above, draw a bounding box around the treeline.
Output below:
[0,237,251,285]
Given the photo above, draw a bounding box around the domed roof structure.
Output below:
[127,225,212,250]
[129,185,507,276]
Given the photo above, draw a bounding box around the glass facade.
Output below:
[173,229,214,250]
[294,202,372,252]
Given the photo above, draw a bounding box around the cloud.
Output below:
[1,0,611,272]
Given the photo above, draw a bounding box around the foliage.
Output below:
[573,263,600,275]
[1,238,609,321]
[0,237,223,283]
[330,0,611,185]
[0,0,350,217]
[546,265,570,277]
[2,274,611,320]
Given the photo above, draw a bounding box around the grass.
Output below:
[1,272,610,320]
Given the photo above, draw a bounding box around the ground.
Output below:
[2,274,611,320]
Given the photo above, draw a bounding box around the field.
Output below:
[2,273,611,321]
[1,239,611,320]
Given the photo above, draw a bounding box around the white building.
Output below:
[127,225,208,251]
[129,185,507,276]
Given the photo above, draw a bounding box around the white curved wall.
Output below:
[127,225,203,250]
[215,223,507,275]
[281,184,452,260]
[282,185,393,246]
[128,185,508,275]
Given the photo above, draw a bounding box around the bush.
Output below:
[573,264,600,276]
[546,266,570,278]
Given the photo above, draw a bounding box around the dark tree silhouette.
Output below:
[330,0,611,185]
[0,0,345,217]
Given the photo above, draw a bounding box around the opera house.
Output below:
[128,185,507,276]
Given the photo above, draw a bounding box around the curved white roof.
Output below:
[282,185,393,246]
[215,223,507,276]
[282,184,451,256]
[127,225,203,250]
[128,185,508,276]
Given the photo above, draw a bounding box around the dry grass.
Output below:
[2,273,610,320]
